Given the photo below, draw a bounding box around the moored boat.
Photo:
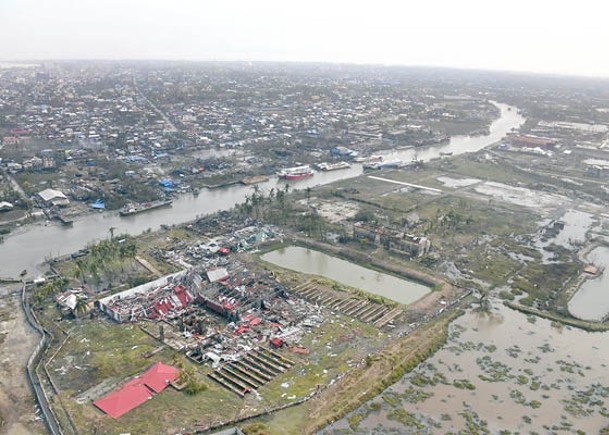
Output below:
[277,165,314,180]
[315,161,351,171]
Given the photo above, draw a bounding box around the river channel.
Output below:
[0,102,524,278]
[261,246,430,305]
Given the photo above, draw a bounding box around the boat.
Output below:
[277,165,314,180]
[439,151,453,156]
[354,155,383,163]
[241,175,270,185]
[378,159,406,169]
[315,161,351,171]
[119,199,173,217]
[363,161,381,170]
[361,156,385,169]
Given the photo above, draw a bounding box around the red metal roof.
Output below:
[140,362,180,393]
[93,362,180,419]
[93,382,152,419]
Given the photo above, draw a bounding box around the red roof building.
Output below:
[93,362,180,419]
[140,362,180,393]
[93,381,152,419]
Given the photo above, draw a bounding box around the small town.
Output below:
[2,2,609,435]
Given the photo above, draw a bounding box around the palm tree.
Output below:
[305,187,312,209]
[119,241,137,272]
[73,258,87,284]
[73,297,89,317]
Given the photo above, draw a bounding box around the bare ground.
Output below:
[0,286,45,434]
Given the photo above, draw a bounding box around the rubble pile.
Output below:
[98,257,324,397]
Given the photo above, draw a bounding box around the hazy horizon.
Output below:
[1,0,609,79]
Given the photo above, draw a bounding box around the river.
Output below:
[0,102,524,278]
[261,246,430,305]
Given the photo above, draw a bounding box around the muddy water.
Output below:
[261,246,430,305]
[326,303,609,434]
[569,246,609,321]
[554,210,595,249]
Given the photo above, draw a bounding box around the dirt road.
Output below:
[0,285,45,434]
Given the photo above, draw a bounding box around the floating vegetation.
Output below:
[537,343,554,353]
[410,371,448,387]
[506,345,522,358]
[453,379,477,390]
[510,389,527,405]
[484,344,497,353]
[556,359,585,376]
[459,409,490,434]
[562,384,609,418]
[516,375,529,385]
[381,392,402,408]
[477,356,512,382]
[386,409,425,430]
[367,401,382,412]
[400,387,433,404]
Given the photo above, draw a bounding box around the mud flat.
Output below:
[0,285,45,434]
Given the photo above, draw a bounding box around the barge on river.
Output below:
[119,199,173,217]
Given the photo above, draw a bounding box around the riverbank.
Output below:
[0,102,523,279]
[504,301,609,332]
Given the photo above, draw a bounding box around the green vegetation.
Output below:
[242,422,271,435]
[387,408,425,430]
[453,379,476,390]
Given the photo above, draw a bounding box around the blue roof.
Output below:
[92,199,106,210]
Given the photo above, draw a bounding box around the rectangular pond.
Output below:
[568,246,609,321]
[261,246,431,305]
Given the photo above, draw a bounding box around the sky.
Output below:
[1,0,608,78]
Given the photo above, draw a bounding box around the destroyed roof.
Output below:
[37,188,68,202]
[207,267,229,283]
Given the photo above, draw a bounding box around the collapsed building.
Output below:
[97,270,200,322]
[353,222,431,257]
[96,258,324,396]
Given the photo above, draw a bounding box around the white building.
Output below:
[37,188,69,207]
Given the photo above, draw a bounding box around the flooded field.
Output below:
[261,246,430,305]
[474,181,569,210]
[569,246,609,321]
[437,176,481,189]
[553,210,595,249]
[326,303,609,434]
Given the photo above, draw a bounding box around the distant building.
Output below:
[510,135,557,149]
[2,136,20,146]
